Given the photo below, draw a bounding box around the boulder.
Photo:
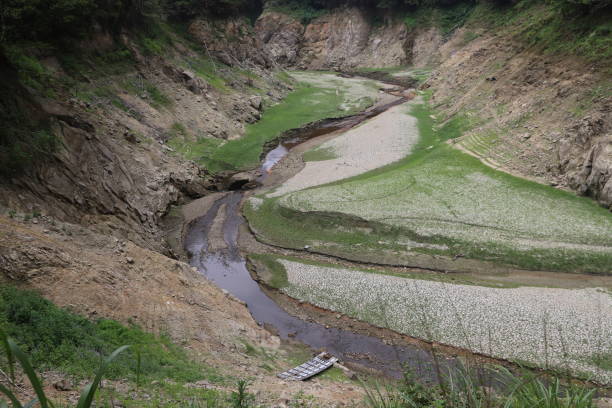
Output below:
[249,96,263,110]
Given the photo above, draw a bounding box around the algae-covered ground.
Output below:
[245,101,612,274]
[170,72,384,173]
[251,255,612,384]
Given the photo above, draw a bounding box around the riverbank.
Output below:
[251,255,612,384]
[245,100,612,275]
[240,77,612,385]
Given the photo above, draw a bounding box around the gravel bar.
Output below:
[279,259,612,384]
[269,101,418,197]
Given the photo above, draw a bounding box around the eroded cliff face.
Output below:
[255,7,441,70]
[0,33,289,253]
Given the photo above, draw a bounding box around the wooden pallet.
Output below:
[277,352,338,381]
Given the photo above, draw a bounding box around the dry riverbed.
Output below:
[243,78,612,384]
[268,100,419,197]
[270,258,612,384]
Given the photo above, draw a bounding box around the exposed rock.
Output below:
[250,95,263,110]
[558,115,612,207]
[53,379,74,391]
[255,8,414,70]
[189,18,273,69]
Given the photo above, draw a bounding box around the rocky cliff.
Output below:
[255,7,441,70]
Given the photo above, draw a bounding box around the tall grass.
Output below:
[361,364,596,408]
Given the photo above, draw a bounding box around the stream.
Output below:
[182,95,470,382]
[184,191,460,381]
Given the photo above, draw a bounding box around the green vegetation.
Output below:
[0,286,222,383]
[469,0,612,64]
[3,45,54,95]
[267,0,327,23]
[184,56,230,92]
[246,99,612,274]
[1,328,129,408]
[123,76,173,110]
[0,51,59,176]
[180,81,355,173]
[209,85,342,171]
[362,366,596,408]
[248,254,289,289]
[403,2,477,35]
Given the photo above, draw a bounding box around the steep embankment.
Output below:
[0,20,364,406]
[0,25,287,253]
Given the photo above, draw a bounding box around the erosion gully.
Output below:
[183,93,507,386]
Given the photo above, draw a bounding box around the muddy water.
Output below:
[185,191,462,381]
[183,94,472,381]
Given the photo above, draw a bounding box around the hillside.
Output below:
[0,0,611,406]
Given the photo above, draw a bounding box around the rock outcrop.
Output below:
[558,115,612,207]
[255,8,434,70]
[189,17,274,68]
[0,33,289,253]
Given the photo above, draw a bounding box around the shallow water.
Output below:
[184,191,459,381]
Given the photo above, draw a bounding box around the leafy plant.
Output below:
[0,328,129,408]
[230,380,255,408]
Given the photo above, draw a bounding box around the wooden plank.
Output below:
[277,352,338,381]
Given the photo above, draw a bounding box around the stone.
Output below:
[249,96,263,110]
[53,379,74,391]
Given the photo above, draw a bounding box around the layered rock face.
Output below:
[189,17,274,68]
[0,33,287,253]
[255,8,440,70]
[558,115,612,207]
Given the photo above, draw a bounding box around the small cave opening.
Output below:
[228,179,250,191]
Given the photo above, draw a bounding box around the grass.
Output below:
[268,1,327,24]
[179,85,344,172]
[1,329,129,408]
[180,72,379,173]
[245,99,612,274]
[247,254,289,289]
[122,76,173,110]
[361,365,597,408]
[468,0,612,65]
[0,286,223,384]
[183,55,230,92]
[403,2,477,36]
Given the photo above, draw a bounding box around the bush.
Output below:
[0,286,217,382]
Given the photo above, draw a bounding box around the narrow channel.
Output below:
[184,191,461,381]
[182,93,471,381]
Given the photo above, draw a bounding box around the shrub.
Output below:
[0,286,215,382]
